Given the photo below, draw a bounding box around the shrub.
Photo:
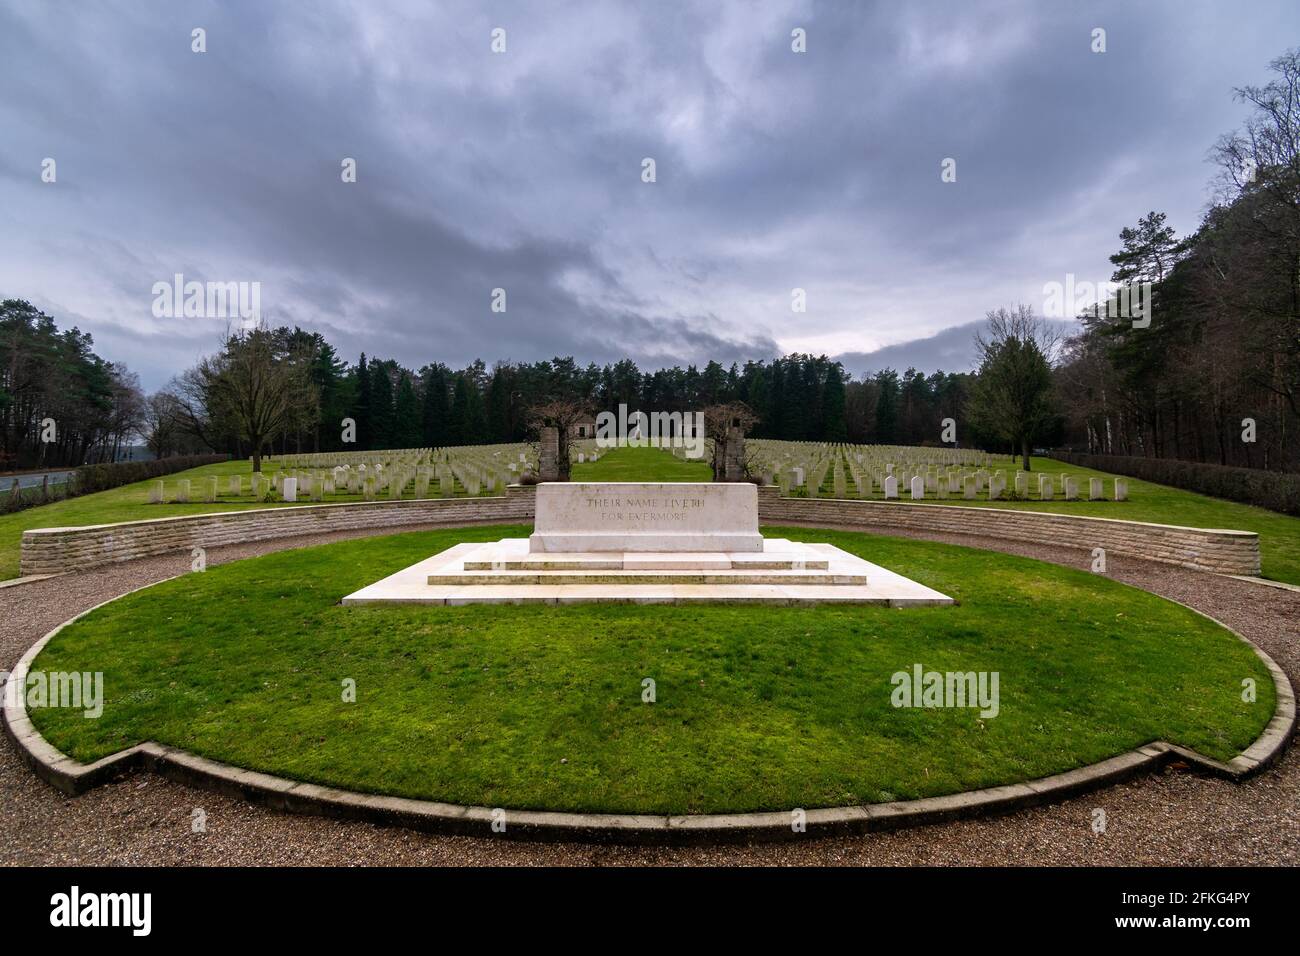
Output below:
[1052,451,1300,516]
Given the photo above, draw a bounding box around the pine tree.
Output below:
[354,354,372,450]
[421,365,451,448]
[874,369,900,443]
[822,363,848,441]
[368,360,395,450]
[393,373,421,447]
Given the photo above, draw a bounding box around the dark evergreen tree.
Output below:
[368,360,395,450]
[392,372,422,447]
[421,364,451,448]
[353,354,372,450]
[821,362,847,441]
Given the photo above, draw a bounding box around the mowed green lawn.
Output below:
[31,525,1272,815]
[943,455,1300,584]
[571,444,711,481]
[4,447,1299,584]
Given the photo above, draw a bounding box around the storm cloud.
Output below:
[1,0,1296,388]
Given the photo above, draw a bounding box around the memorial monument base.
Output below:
[345,481,956,608]
[341,537,953,606]
[343,481,952,607]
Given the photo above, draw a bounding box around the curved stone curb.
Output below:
[3,566,1294,845]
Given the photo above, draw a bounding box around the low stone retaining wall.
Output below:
[19,488,537,576]
[756,488,1261,576]
[19,484,1261,577]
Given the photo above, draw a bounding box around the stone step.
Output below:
[461,555,830,571]
[729,557,830,571]
[343,538,955,608]
[430,570,868,586]
[434,590,903,606]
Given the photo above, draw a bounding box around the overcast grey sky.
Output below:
[2,0,1296,390]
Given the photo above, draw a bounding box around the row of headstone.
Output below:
[874,472,1128,502]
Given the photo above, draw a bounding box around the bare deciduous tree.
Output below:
[970,305,1060,471]
[206,326,301,473]
[702,401,759,481]
[527,398,594,481]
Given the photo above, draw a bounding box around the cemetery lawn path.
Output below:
[30,525,1274,816]
[570,445,712,481]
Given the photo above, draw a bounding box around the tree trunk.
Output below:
[1021,437,1031,472]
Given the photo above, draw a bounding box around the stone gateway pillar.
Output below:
[722,424,746,482]
[538,426,561,481]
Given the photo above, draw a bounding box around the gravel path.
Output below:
[1,523,1296,866]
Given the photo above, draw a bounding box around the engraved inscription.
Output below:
[584,495,704,525]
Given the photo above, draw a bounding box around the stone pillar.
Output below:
[539,426,561,481]
[722,426,746,482]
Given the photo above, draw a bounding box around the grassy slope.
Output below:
[5,447,1298,584]
[570,445,712,481]
[31,525,1272,815]
[945,455,1300,583]
[0,457,445,580]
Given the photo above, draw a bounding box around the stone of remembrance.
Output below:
[343,482,953,606]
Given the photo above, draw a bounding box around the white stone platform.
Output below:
[341,537,954,606]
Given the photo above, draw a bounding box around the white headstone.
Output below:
[1038,474,1052,500]
[910,476,924,500]
[1089,477,1103,500]
[883,475,898,499]
[1114,478,1128,501]
[282,477,298,502]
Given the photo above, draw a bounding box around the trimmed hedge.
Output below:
[1052,451,1300,516]
[71,454,228,495]
[2,454,228,514]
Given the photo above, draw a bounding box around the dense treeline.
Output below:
[0,298,978,470]
[150,332,983,458]
[1057,50,1300,473]
[846,369,976,447]
[0,299,145,470]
